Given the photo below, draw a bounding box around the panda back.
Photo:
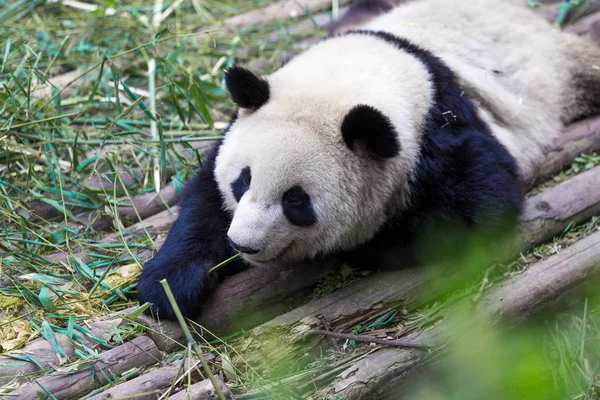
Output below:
[364,0,597,178]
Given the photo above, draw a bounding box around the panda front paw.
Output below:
[137,258,214,320]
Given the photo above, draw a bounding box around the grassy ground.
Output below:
[0,0,322,352]
[1,1,599,399]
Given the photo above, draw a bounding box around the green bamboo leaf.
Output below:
[28,193,75,220]
[189,82,214,127]
[157,119,167,174]
[72,324,110,347]
[166,38,188,62]
[153,28,169,45]
[124,303,152,321]
[110,64,121,113]
[13,280,42,307]
[30,320,68,358]
[2,354,44,370]
[19,273,66,286]
[76,154,98,172]
[38,286,58,311]
[120,80,156,121]
[87,54,107,103]
[168,83,187,123]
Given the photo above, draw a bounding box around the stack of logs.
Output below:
[2,1,600,399]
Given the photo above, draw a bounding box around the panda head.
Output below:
[214,36,433,266]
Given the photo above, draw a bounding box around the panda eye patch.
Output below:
[283,187,308,206]
[231,166,251,202]
[282,186,316,226]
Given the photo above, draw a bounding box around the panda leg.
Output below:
[137,141,244,320]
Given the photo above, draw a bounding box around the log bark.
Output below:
[224,0,333,27]
[566,11,600,42]
[0,333,76,386]
[117,183,179,226]
[139,257,339,352]
[138,163,600,353]
[0,311,130,386]
[5,336,162,400]
[317,229,600,400]
[45,206,179,266]
[523,116,600,189]
[168,375,232,400]
[86,364,181,400]
[86,356,212,400]
[520,165,600,247]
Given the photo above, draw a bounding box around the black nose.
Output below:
[228,238,260,254]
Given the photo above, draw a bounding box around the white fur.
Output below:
[216,34,434,265]
[215,0,598,266]
[363,0,597,178]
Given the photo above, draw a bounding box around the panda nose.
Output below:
[228,238,260,255]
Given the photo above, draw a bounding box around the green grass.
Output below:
[0,0,326,378]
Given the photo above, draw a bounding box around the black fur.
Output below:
[340,30,523,267]
[138,31,523,320]
[224,66,270,110]
[137,140,246,319]
[231,166,251,202]
[282,186,317,226]
[342,104,401,158]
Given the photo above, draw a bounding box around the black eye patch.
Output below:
[282,186,317,227]
[231,166,251,202]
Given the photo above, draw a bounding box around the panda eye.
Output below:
[242,172,251,186]
[231,166,251,202]
[282,185,316,227]
[283,186,308,207]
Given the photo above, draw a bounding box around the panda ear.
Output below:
[341,105,401,159]
[224,66,270,110]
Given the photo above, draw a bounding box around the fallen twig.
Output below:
[304,329,430,350]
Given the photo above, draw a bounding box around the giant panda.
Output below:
[138,0,600,319]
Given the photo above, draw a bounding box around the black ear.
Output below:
[224,66,270,110]
[341,105,400,159]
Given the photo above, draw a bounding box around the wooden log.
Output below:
[480,232,600,320]
[6,336,162,400]
[561,1,600,26]
[117,183,179,226]
[86,364,182,400]
[45,206,179,266]
[524,116,600,189]
[0,333,76,386]
[566,11,600,42]
[168,375,232,400]
[139,257,338,352]
[224,0,333,27]
[86,356,213,400]
[317,229,600,400]
[0,310,130,385]
[139,162,600,352]
[520,165,600,247]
